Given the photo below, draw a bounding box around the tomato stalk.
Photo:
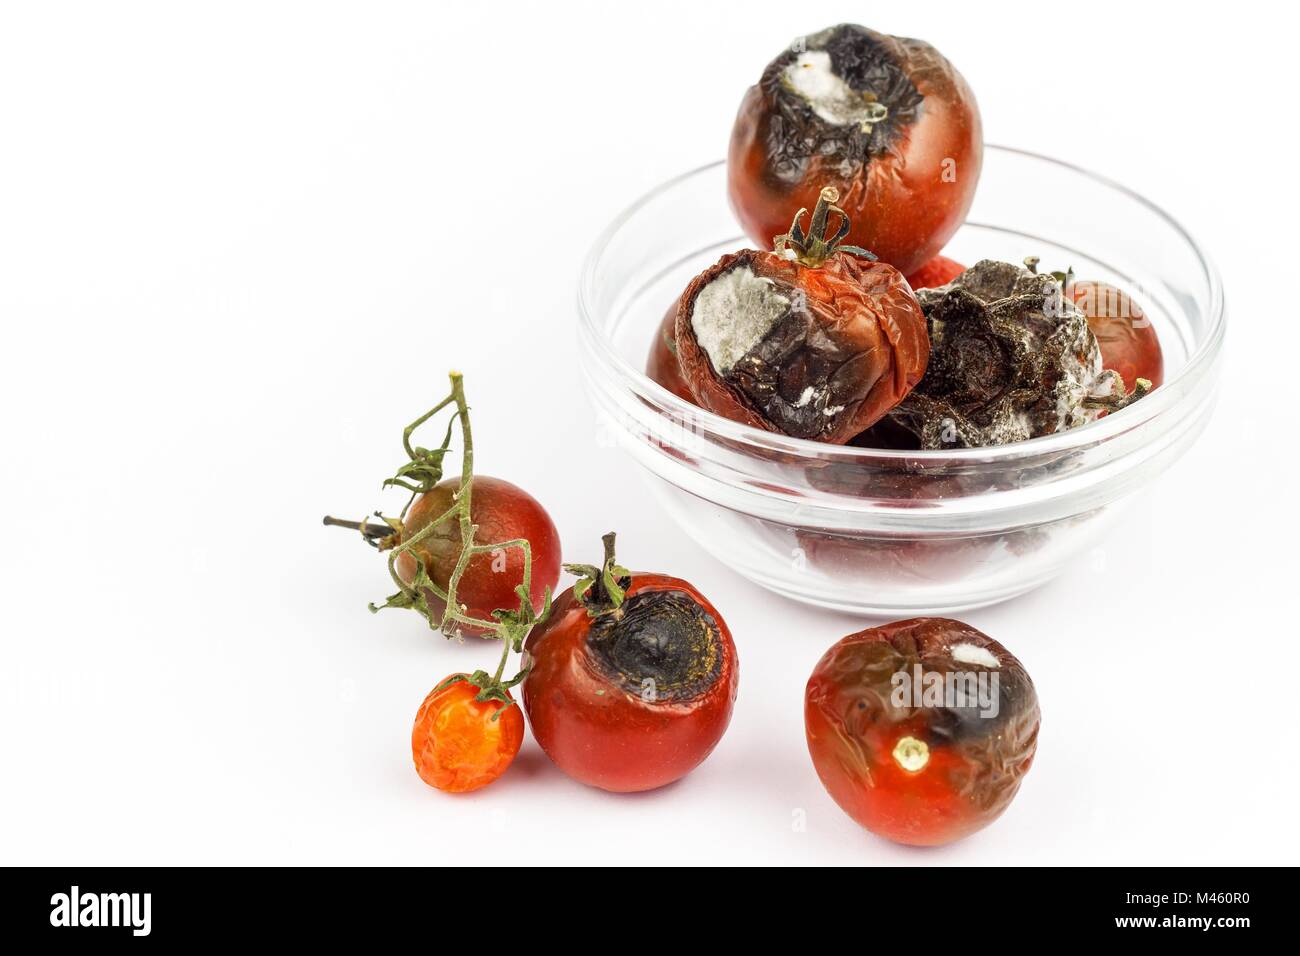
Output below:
[323,371,550,714]
[774,185,876,266]
[563,532,631,619]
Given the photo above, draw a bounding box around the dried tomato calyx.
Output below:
[435,670,524,719]
[564,532,632,619]
[1022,255,1073,290]
[586,590,723,702]
[774,185,876,266]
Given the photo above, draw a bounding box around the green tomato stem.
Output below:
[326,370,548,705]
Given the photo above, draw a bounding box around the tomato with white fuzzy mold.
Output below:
[675,187,928,444]
[729,23,982,276]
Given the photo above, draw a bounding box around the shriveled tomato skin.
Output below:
[728,26,981,276]
[1070,280,1164,390]
[805,618,1039,846]
[522,574,738,793]
[905,255,965,291]
[674,249,928,444]
[411,675,524,793]
[395,476,561,636]
[644,301,695,403]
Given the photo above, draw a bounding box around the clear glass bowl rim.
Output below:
[577,145,1226,465]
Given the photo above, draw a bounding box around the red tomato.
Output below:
[522,566,738,792]
[805,618,1039,846]
[644,301,695,403]
[728,24,981,275]
[1069,280,1164,390]
[905,255,965,291]
[395,476,561,635]
[674,188,929,444]
[411,674,524,793]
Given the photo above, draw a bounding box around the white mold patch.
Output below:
[783,50,886,128]
[690,265,790,375]
[951,643,1000,669]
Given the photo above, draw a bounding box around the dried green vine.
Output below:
[323,371,549,713]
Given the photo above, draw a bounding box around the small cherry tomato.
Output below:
[905,255,965,291]
[645,300,695,402]
[395,476,562,635]
[675,187,928,443]
[1069,279,1164,390]
[522,535,738,792]
[411,674,524,793]
[805,618,1039,846]
[728,23,981,276]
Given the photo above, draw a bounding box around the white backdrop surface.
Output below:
[1,1,1295,865]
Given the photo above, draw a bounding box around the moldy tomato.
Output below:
[645,300,695,403]
[805,618,1039,846]
[412,674,524,793]
[522,534,738,792]
[395,476,561,635]
[674,186,928,443]
[905,255,965,291]
[728,23,981,276]
[1069,279,1164,390]
[876,260,1144,449]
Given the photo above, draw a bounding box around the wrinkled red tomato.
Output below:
[805,618,1039,846]
[411,674,524,793]
[522,535,738,792]
[644,300,695,403]
[729,23,981,276]
[905,255,965,291]
[1069,279,1164,390]
[395,476,562,635]
[674,187,928,444]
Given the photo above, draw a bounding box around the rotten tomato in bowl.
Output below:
[728,23,981,276]
[522,534,738,793]
[1025,258,1165,394]
[805,618,1040,846]
[906,255,966,291]
[1070,278,1165,390]
[867,259,1149,449]
[645,299,695,403]
[674,187,928,443]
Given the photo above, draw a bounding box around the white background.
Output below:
[2,1,1296,866]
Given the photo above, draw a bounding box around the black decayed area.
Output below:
[587,591,722,700]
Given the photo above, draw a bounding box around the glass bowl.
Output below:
[577,147,1225,615]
